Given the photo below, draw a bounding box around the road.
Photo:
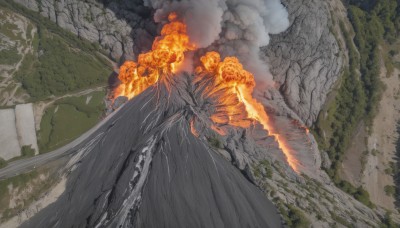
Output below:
[0,106,120,180]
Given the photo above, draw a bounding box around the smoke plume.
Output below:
[143,0,289,82]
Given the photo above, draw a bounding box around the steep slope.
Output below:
[265,0,343,126]
[21,75,281,227]
[12,0,154,60]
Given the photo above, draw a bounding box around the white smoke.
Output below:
[144,0,289,82]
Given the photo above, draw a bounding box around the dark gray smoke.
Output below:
[144,0,289,82]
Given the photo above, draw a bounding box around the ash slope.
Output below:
[22,77,281,228]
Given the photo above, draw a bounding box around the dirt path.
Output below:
[340,121,367,186]
[362,64,400,211]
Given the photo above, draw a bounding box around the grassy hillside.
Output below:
[15,27,111,99]
[38,90,106,153]
[0,1,113,155]
[0,0,113,100]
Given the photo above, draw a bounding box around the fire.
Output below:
[197,52,299,172]
[113,14,299,173]
[114,12,196,99]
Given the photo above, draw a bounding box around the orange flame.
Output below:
[114,12,196,99]
[197,52,299,173]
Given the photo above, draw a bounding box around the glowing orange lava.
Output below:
[114,12,196,99]
[197,52,300,172]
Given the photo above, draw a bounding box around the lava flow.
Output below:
[113,12,196,99]
[196,52,299,172]
[113,13,299,173]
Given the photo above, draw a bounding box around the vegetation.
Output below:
[7,145,37,162]
[15,26,111,99]
[313,21,373,207]
[0,0,106,56]
[0,167,58,222]
[380,212,398,228]
[21,145,35,157]
[395,122,400,207]
[0,171,38,221]
[348,6,385,124]
[331,213,352,227]
[286,205,310,228]
[0,0,112,100]
[345,0,400,42]
[254,160,273,179]
[0,158,7,169]
[38,91,106,153]
[384,185,396,197]
[208,135,222,149]
[312,0,400,206]
[0,47,21,65]
[313,22,365,177]
[278,203,310,228]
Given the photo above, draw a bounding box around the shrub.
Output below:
[287,205,310,228]
[384,185,396,197]
[208,136,222,149]
[0,158,7,169]
[21,145,35,157]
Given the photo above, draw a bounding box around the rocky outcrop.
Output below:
[264,0,343,126]
[14,0,154,61]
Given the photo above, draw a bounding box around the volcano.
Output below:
[21,74,282,227]
[21,10,312,228]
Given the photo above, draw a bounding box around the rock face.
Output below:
[264,0,343,126]
[14,0,154,61]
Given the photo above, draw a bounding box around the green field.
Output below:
[38,90,106,153]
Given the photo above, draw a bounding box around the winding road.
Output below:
[0,105,120,180]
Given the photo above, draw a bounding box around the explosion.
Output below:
[114,12,196,99]
[114,13,299,173]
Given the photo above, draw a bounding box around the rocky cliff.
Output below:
[14,0,155,61]
[264,0,343,126]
